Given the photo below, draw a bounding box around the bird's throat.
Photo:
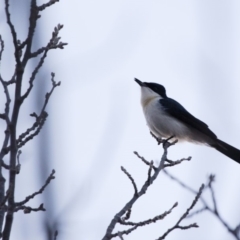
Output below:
[141,96,159,108]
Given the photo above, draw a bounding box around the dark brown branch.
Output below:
[30,30,67,58]
[111,226,137,239]
[0,35,4,62]
[117,232,124,240]
[157,184,204,240]
[16,111,48,149]
[3,73,60,154]
[147,161,154,184]
[119,202,178,227]
[21,0,39,67]
[37,0,59,11]
[121,209,131,222]
[163,156,191,168]
[0,78,11,166]
[14,203,45,213]
[0,160,19,174]
[4,0,21,65]
[121,167,138,197]
[0,79,11,126]
[21,24,66,102]
[1,0,64,238]
[186,207,208,218]
[102,140,177,240]
[1,161,10,170]
[21,48,47,101]
[208,174,218,213]
[15,170,55,206]
[164,171,240,240]
[18,73,60,145]
[163,170,202,196]
[0,187,11,208]
[133,151,157,171]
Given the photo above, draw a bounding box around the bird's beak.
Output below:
[135,78,144,87]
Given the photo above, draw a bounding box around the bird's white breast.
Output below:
[140,87,191,140]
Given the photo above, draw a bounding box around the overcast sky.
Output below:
[1,1,240,240]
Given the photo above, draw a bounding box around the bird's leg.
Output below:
[150,132,162,145]
[162,135,175,147]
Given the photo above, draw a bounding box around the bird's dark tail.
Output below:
[211,139,240,164]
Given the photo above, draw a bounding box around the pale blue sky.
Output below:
[1,1,240,239]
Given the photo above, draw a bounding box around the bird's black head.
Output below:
[135,78,167,98]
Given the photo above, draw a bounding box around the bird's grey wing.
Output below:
[160,98,217,139]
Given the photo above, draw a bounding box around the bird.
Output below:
[135,78,240,164]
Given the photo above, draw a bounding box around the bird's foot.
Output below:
[150,132,162,145]
[162,135,176,148]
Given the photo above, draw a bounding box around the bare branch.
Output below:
[187,206,208,218]
[37,0,59,11]
[119,202,178,227]
[133,151,157,171]
[111,226,137,239]
[16,111,48,149]
[157,184,204,240]
[21,24,66,101]
[121,167,138,197]
[117,232,124,240]
[0,35,4,62]
[0,187,11,208]
[30,25,67,59]
[1,73,60,153]
[102,140,177,240]
[4,0,21,65]
[121,209,131,222]
[164,156,191,168]
[0,78,11,161]
[164,171,240,240]
[147,161,154,184]
[0,79,11,126]
[163,170,200,195]
[1,161,10,170]
[1,0,64,238]
[15,203,45,213]
[208,174,218,213]
[15,170,55,206]
[1,151,20,173]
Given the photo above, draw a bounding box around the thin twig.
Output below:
[147,161,154,185]
[164,171,239,240]
[157,184,204,240]
[0,35,4,62]
[121,167,138,197]
[21,24,66,101]
[133,151,157,171]
[37,0,59,11]
[15,170,55,206]
[102,141,176,240]
[3,73,60,154]
[117,232,124,240]
[119,202,178,227]
[164,157,191,168]
[14,203,45,213]
[5,0,21,65]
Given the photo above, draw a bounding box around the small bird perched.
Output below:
[135,78,240,164]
